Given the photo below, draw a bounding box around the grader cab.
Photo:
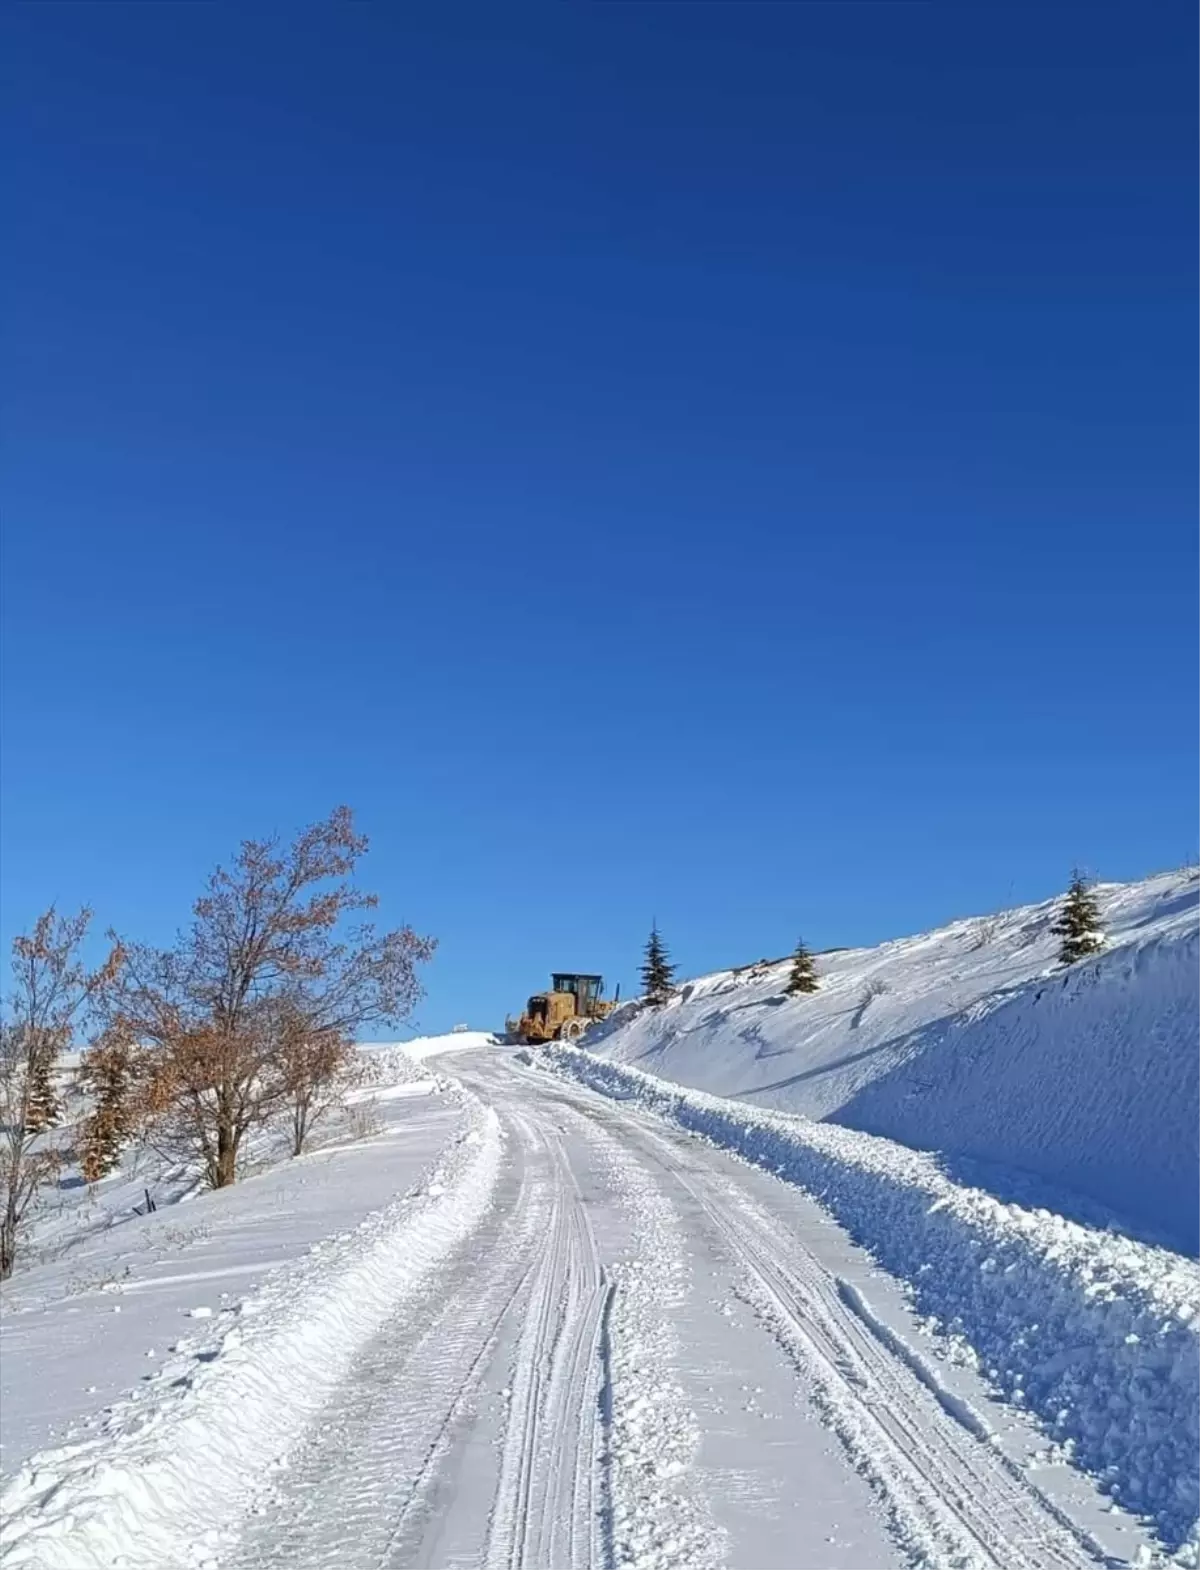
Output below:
[506,973,616,1045]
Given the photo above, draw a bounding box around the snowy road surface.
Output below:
[2,1043,1164,1569]
[228,1047,1143,1570]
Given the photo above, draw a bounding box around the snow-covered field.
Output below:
[586,869,1200,1253]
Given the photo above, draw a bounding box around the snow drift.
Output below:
[588,869,1200,1253]
[539,1042,1200,1551]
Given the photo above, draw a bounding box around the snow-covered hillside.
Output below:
[589,869,1200,1253]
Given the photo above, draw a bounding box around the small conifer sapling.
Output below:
[1051,870,1104,966]
[640,924,676,1007]
[786,938,819,995]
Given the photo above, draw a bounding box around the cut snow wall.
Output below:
[837,928,1200,1254]
[587,872,1199,1257]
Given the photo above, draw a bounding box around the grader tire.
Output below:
[559,1018,586,1043]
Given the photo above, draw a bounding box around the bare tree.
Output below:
[0,909,123,1277]
[113,807,435,1188]
[272,1007,359,1157]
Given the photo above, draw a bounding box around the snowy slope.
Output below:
[0,1054,467,1479]
[588,869,1200,1252]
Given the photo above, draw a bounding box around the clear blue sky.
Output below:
[2,4,1196,1034]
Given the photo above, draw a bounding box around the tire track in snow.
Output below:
[623,1115,1108,1570]
[228,1093,618,1570]
[545,1102,727,1570]
[483,1111,608,1570]
[226,1118,549,1570]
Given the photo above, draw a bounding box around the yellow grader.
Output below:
[506,973,617,1045]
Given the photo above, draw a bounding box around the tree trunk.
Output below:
[291,1099,309,1158]
[214,1122,238,1187]
[0,1187,19,1280]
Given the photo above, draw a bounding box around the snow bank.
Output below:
[0,1091,504,1569]
[539,1043,1200,1551]
[364,1029,498,1062]
[589,869,1199,1253]
[841,924,1200,1250]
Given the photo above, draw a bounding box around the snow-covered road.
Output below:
[220,1045,1143,1570]
[7,879,1194,1569]
[3,1041,1172,1569]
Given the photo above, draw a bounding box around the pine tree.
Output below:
[23,1047,60,1133]
[786,937,819,995]
[1051,870,1104,966]
[640,923,676,1006]
[78,1103,123,1185]
[78,1037,135,1183]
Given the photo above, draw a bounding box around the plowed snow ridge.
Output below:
[0,1091,504,1570]
[540,1042,1200,1550]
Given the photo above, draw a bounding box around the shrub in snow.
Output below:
[273,1017,363,1158]
[850,977,889,1028]
[969,915,1001,951]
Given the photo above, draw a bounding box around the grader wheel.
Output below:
[559,1018,586,1043]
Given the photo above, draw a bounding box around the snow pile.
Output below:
[588,869,1199,1252]
[366,1029,498,1062]
[539,1042,1200,1550]
[350,1042,450,1102]
[0,1091,504,1569]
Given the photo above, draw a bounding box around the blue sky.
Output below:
[2,4,1195,1034]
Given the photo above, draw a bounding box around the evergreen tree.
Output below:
[786,937,819,995]
[1051,869,1104,966]
[23,1047,60,1133]
[78,1102,124,1185]
[640,923,676,1006]
[78,1036,136,1184]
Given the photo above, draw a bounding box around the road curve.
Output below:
[225,1045,1119,1570]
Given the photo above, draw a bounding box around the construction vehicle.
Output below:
[506,973,618,1045]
